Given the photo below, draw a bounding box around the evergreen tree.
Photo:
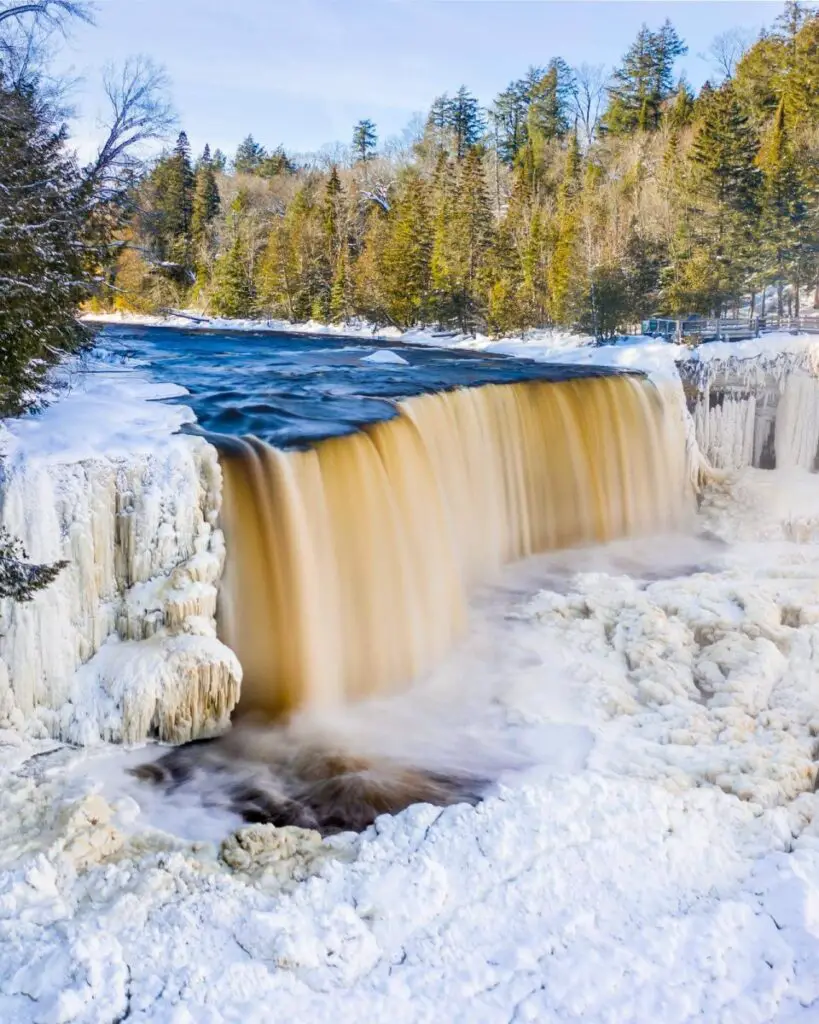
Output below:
[234,135,267,174]
[0,71,89,413]
[527,59,575,145]
[490,79,530,165]
[380,169,433,327]
[191,145,221,244]
[258,146,295,178]
[211,148,228,172]
[758,98,812,316]
[329,245,352,322]
[424,94,454,155]
[211,234,254,317]
[602,21,687,134]
[450,86,486,160]
[352,119,378,163]
[548,134,584,325]
[685,84,761,312]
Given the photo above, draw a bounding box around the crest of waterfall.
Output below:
[217,375,694,717]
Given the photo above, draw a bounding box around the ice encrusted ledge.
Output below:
[0,354,241,745]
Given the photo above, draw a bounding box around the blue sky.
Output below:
[56,0,784,162]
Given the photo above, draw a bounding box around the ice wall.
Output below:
[681,336,819,472]
[0,364,241,746]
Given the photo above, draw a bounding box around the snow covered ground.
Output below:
[4,323,819,1021]
[4,469,819,1022]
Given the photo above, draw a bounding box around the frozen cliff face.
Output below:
[680,334,819,472]
[0,358,241,745]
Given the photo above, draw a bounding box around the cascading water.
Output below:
[215,374,692,718]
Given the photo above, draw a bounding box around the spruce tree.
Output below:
[424,95,454,155]
[0,71,88,413]
[234,135,267,174]
[450,87,486,160]
[548,133,584,325]
[527,59,575,145]
[689,83,761,310]
[352,120,378,163]
[758,98,811,316]
[602,21,687,134]
[380,169,433,327]
[490,79,530,165]
[191,145,221,244]
[211,234,254,317]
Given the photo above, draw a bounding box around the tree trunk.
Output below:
[795,272,800,319]
[750,290,756,320]
[777,277,784,319]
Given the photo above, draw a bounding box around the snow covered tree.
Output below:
[0,69,88,413]
[0,527,66,600]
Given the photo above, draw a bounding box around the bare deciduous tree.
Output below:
[87,57,175,196]
[570,63,606,148]
[707,28,753,81]
[0,0,94,29]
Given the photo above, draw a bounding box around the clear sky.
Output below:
[55,0,784,162]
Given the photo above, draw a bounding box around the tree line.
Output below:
[100,3,819,338]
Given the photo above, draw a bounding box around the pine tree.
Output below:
[490,79,530,165]
[234,135,267,175]
[689,83,762,310]
[211,234,254,317]
[380,169,433,327]
[450,87,486,160]
[424,95,454,155]
[527,59,575,146]
[0,71,88,413]
[602,21,687,134]
[758,98,811,316]
[191,145,221,244]
[548,134,584,325]
[329,245,352,322]
[352,120,378,164]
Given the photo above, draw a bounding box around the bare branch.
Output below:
[570,63,606,148]
[0,1,94,30]
[86,56,175,190]
[707,28,753,82]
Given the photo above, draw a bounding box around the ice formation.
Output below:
[682,335,819,471]
[3,326,819,1020]
[0,359,241,744]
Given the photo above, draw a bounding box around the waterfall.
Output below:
[216,374,693,718]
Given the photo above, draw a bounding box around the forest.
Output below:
[96,3,819,338]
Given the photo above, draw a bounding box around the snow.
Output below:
[3,468,819,1020]
[360,349,409,366]
[0,349,241,744]
[4,321,819,1019]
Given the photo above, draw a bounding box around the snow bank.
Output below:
[0,353,241,744]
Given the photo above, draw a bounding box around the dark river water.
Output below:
[94,324,627,447]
